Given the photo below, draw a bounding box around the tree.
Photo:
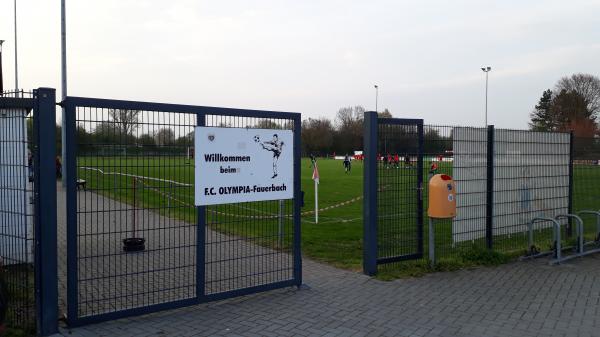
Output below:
[378,109,392,118]
[334,105,365,154]
[138,133,156,146]
[109,109,141,137]
[75,125,92,154]
[529,89,554,131]
[423,128,450,154]
[301,118,335,156]
[174,131,194,147]
[550,89,597,137]
[154,128,175,146]
[556,73,600,118]
[529,77,600,137]
[93,121,116,144]
[256,120,282,129]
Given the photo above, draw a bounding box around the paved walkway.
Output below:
[57,253,600,337]
[57,183,295,318]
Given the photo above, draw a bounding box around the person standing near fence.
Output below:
[428,161,438,181]
[28,151,33,182]
[343,154,351,173]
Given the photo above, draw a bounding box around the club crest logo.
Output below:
[208,134,215,141]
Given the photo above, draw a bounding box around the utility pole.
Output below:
[61,0,68,186]
[374,85,379,113]
[14,0,19,95]
[0,40,4,93]
[481,66,491,126]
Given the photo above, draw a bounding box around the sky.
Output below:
[1,0,600,128]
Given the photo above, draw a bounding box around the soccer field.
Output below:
[76,157,366,269]
[77,156,600,272]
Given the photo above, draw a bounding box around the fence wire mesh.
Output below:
[376,122,422,263]
[0,91,36,333]
[375,122,578,271]
[492,129,570,253]
[573,136,600,241]
[422,125,489,260]
[65,99,299,324]
[203,115,295,295]
[70,106,198,318]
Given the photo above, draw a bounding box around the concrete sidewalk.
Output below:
[58,253,600,337]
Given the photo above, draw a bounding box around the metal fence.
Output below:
[63,97,301,326]
[364,113,583,274]
[0,91,36,333]
[0,89,57,335]
[420,125,571,259]
[573,136,600,239]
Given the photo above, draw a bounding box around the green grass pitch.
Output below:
[76,156,600,274]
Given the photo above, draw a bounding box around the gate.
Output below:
[363,112,424,275]
[63,96,301,326]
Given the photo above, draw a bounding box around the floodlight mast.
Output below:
[0,40,4,93]
[13,0,18,96]
[61,0,68,187]
[374,85,379,113]
[481,66,492,126]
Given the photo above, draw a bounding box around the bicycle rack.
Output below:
[524,217,563,263]
[554,214,584,257]
[577,210,600,243]
[524,213,600,265]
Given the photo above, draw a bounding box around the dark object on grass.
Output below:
[123,177,145,253]
[76,179,87,190]
[123,238,146,252]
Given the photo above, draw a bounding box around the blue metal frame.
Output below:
[196,112,206,300]
[64,96,299,120]
[416,122,424,256]
[63,96,302,327]
[292,111,303,287]
[486,125,495,249]
[363,111,378,276]
[64,97,79,326]
[33,88,59,336]
[363,114,425,275]
[567,131,574,237]
[0,97,34,109]
[375,118,424,265]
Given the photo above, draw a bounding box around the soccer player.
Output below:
[343,154,352,173]
[259,134,284,179]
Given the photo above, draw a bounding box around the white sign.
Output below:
[195,127,294,206]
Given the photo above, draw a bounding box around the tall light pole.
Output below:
[61,0,68,186]
[61,0,67,102]
[481,66,491,126]
[374,85,379,113]
[14,0,18,94]
[0,40,4,93]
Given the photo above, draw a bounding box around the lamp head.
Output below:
[487,66,491,71]
[374,85,378,89]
